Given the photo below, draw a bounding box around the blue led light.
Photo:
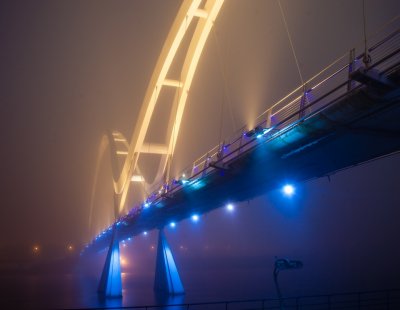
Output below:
[282,184,295,197]
[144,202,150,208]
[170,222,176,228]
[143,231,148,236]
[191,214,199,222]
[226,203,234,212]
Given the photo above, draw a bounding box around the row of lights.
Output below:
[163,184,295,230]
[108,124,282,248]
[86,183,296,252]
[32,244,75,254]
[167,202,235,230]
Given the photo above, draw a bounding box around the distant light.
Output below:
[68,245,73,251]
[169,222,176,228]
[191,214,199,222]
[143,231,148,236]
[144,202,150,208]
[282,184,295,197]
[226,203,234,212]
[256,134,263,139]
[128,237,132,241]
[131,175,144,182]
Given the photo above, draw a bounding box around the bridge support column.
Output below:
[98,229,122,298]
[154,229,184,295]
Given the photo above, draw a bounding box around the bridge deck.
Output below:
[87,69,400,253]
[84,25,400,254]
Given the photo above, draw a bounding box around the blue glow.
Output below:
[190,179,205,190]
[169,222,176,228]
[128,237,132,241]
[282,184,295,197]
[226,203,234,212]
[191,214,199,222]
[144,202,150,208]
[143,231,148,236]
[98,240,122,297]
[256,134,263,139]
[155,231,184,294]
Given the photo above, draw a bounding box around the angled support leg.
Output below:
[98,226,122,298]
[154,229,184,295]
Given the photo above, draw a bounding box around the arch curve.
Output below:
[90,0,225,231]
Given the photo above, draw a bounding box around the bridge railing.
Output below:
[192,21,400,172]
[133,19,400,216]
[65,288,400,310]
[102,18,400,239]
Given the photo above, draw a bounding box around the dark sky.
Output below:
[0,0,399,273]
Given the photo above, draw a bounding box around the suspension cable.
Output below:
[362,0,371,66]
[212,28,236,140]
[278,0,305,85]
[165,72,182,183]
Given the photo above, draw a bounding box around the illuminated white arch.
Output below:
[89,0,225,227]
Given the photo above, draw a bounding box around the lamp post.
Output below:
[273,258,303,309]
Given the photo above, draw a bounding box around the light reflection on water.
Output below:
[0,271,268,309]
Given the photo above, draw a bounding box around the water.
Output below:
[0,271,270,309]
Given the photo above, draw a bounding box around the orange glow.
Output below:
[120,255,128,266]
[33,245,40,253]
[68,245,73,251]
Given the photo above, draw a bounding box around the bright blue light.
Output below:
[128,237,132,241]
[143,231,148,236]
[169,222,176,228]
[256,134,263,139]
[282,184,295,197]
[190,179,205,189]
[226,203,234,212]
[191,214,199,222]
[144,202,150,208]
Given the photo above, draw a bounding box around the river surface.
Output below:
[1,271,270,309]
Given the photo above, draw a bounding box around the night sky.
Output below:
[1,0,400,302]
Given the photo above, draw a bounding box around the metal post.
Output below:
[202,153,210,177]
[273,269,283,310]
[299,84,307,120]
[238,132,244,156]
[266,109,272,128]
[348,48,356,91]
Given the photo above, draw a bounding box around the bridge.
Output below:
[82,0,400,299]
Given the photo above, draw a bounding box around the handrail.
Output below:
[135,24,400,216]
[88,19,400,244]
[61,288,400,310]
